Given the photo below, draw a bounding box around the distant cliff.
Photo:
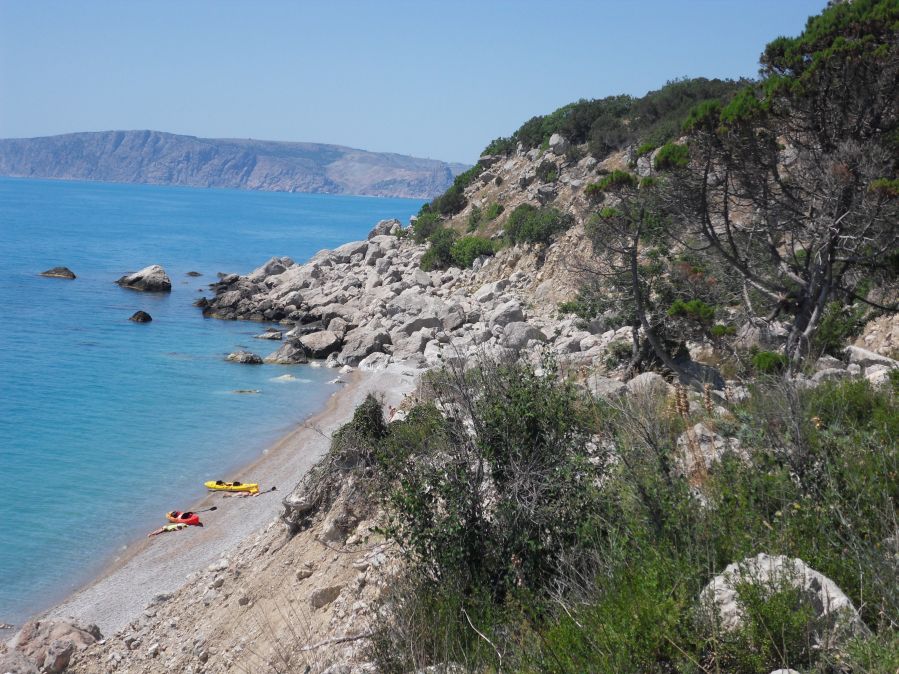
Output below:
[0,130,469,198]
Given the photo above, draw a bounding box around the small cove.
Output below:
[0,177,423,623]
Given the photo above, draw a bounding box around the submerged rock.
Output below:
[186,271,202,277]
[129,310,152,323]
[39,266,76,279]
[116,265,172,292]
[226,351,263,364]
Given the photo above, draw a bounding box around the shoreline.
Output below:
[39,362,420,636]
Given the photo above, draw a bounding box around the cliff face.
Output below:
[0,130,469,199]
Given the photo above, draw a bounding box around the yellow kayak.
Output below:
[205,480,259,494]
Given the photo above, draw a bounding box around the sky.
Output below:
[0,1,826,164]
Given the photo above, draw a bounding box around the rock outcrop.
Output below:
[128,311,152,323]
[699,553,868,649]
[115,265,172,293]
[39,267,76,280]
[3,619,100,674]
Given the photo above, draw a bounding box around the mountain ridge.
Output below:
[0,130,469,199]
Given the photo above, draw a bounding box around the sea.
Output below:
[0,177,424,625]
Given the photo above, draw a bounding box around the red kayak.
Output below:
[166,511,203,526]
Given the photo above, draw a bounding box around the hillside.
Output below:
[0,131,468,198]
[2,1,897,673]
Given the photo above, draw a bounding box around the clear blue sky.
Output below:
[0,0,826,164]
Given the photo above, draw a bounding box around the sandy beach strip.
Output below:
[43,362,421,635]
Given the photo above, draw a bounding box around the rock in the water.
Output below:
[115,265,172,292]
[254,330,282,340]
[129,310,152,323]
[226,351,263,364]
[299,330,342,358]
[39,266,76,279]
[186,271,202,277]
[699,553,868,648]
[263,340,308,364]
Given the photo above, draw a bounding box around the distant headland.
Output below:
[0,130,469,199]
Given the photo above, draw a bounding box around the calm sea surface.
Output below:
[0,177,423,623]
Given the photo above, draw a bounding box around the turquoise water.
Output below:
[0,177,423,624]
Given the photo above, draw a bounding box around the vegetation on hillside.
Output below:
[316,362,898,672]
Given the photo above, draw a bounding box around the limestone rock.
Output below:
[299,330,342,358]
[254,330,283,340]
[39,266,76,279]
[548,133,569,155]
[675,423,743,478]
[626,372,671,398]
[338,327,391,366]
[358,352,392,371]
[699,553,868,649]
[487,300,524,328]
[586,375,628,399]
[129,310,152,323]
[502,322,546,350]
[226,351,263,364]
[310,585,343,609]
[115,264,172,292]
[8,620,100,674]
[845,345,898,370]
[0,651,40,674]
[368,218,400,239]
[263,340,308,364]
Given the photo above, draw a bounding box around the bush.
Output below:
[483,202,504,221]
[584,182,606,202]
[451,235,495,269]
[667,298,716,324]
[536,160,558,183]
[653,142,689,171]
[420,227,457,271]
[483,136,517,156]
[636,142,657,157]
[752,350,788,374]
[466,205,482,232]
[505,204,573,244]
[595,170,637,192]
[412,210,441,243]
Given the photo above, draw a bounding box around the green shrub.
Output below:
[584,182,606,202]
[420,227,457,271]
[653,142,689,171]
[710,323,736,337]
[483,202,504,221]
[467,205,482,232]
[812,301,867,357]
[451,235,495,269]
[869,177,899,199]
[411,210,441,243]
[483,136,516,156]
[605,340,632,369]
[667,298,716,323]
[595,170,637,192]
[636,142,657,156]
[536,160,558,183]
[505,204,572,244]
[752,350,788,374]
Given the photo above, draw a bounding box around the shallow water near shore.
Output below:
[0,177,423,624]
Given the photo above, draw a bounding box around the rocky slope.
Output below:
[5,137,896,674]
[0,131,468,199]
